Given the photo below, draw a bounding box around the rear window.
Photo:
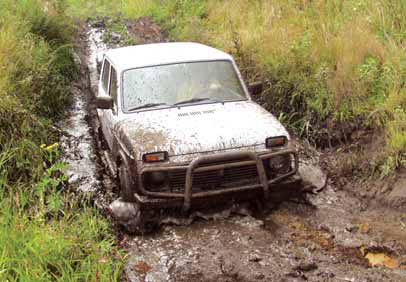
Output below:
[101,59,111,91]
[109,67,117,102]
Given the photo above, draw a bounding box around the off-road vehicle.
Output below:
[96,42,301,213]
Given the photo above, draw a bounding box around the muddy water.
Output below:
[58,21,406,282]
[123,186,406,282]
[58,77,101,194]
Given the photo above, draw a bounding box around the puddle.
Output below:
[87,26,108,90]
[58,87,100,193]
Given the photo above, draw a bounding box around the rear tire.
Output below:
[118,163,135,202]
[97,127,107,150]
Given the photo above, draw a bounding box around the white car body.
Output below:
[96,42,300,211]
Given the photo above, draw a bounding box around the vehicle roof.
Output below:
[104,42,233,72]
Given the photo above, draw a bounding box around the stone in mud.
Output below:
[68,173,80,185]
[73,51,81,66]
[234,215,264,229]
[248,253,263,262]
[299,162,327,192]
[294,262,318,272]
[109,199,141,233]
[90,19,106,28]
[110,32,121,42]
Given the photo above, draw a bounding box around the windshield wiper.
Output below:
[174,97,215,106]
[127,103,168,111]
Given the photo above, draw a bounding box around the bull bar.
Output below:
[137,149,299,211]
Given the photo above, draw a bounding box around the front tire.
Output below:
[118,163,135,202]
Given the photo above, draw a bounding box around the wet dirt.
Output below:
[60,18,406,282]
[58,54,101,195]
[124,190,406,282]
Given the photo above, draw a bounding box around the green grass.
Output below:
[0,0,123,280]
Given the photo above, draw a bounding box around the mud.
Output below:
[58,56,101,194]
[124,188,406,282]
[61,18,406,282]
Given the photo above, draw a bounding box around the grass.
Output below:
[66,0,406,177]
[0,0,123,280]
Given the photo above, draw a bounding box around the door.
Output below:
[98,58,118,150]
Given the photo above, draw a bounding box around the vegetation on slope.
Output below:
[67,0,406,177]
[0,1,122,280]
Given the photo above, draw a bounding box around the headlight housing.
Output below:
[145,171,168,185]
[143,151,168,163]
[265,136,287,148]
[269,154,291,174]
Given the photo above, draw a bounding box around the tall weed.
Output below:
[0,1,123,280]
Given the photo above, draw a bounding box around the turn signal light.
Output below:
[143,151,168,163]
[265,136,287,148]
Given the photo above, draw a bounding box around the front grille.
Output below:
[168,163,259,193]
[142,154,294,194]
[143,161,261,193]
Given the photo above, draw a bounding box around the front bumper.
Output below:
[136,149,300,211]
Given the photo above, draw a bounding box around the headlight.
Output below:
[145,171,168,185]
[269,154,291,174]
[265,136,287,148]
[143,151,168,163]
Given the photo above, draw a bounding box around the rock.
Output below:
[68,173,80,185]
[299,162,327,192]
[109,199,139,221]
[234,216,264,229]
[73,51,81,66]
[345,224,358,233]
[91,19,105,28]
[109,199,142,233]
[294,262,318,272]
[111,32,121,42]
[254,273,265,280]
[248,253,263,262]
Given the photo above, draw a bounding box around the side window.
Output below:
[109,67,117,103]
[101,59,111,92]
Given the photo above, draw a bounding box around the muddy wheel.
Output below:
[118,163,135,202]
[97,127,107,150]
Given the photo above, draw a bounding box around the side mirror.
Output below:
[248,81,263,96]
[96,96,113,109]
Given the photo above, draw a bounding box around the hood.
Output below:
[115,101,289,160]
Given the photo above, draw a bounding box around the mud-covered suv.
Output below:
[96,42,301,212]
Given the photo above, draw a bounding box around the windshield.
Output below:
[122,60,246,111]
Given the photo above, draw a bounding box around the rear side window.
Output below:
[102,59,111,91]
[109,67,117,102]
